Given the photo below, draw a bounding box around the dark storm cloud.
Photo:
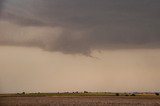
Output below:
[0,0,5,13]
[0,0,160,55]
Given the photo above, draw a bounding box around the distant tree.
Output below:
[116,93,119,96]
[155,93,159,96]
[22,92,25,95]
[84,91,88,93]
[37,92,41,95]
[131,94,136,96]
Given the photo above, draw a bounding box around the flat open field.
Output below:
[0,96,160,106]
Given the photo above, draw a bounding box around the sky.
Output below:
[0,0,160,93]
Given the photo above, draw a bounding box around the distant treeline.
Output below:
[0,91,159,97]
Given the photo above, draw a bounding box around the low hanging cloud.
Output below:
[0,0,4,14]
[0,0,160,55]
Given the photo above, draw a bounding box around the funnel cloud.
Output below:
[0,0,160,55]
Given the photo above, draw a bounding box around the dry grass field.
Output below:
[0,96,160,106]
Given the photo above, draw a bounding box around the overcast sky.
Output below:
[0,0,160,93]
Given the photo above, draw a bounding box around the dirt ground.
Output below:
[0,96,160,106]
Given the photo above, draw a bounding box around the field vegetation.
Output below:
[1,92,160,106]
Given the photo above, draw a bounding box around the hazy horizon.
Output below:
[0,0,160,93]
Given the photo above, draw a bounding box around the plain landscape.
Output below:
[1,0,160,106]
[1,92,160,106]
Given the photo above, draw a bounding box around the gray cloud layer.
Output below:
[0,0,4,13]
[0,0,160,55]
